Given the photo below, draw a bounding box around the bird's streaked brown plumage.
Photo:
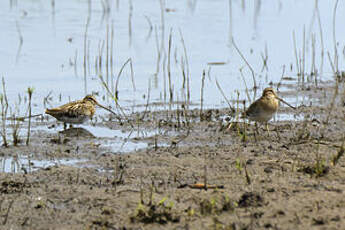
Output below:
[45,95,98,125]
[243,87,280,123]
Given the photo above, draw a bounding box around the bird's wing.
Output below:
[67,103,94,117]
[45,100,90,117]
[244,99,262,117]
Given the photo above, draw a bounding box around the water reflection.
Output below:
[0,154,86,173]
[0,0,342,112]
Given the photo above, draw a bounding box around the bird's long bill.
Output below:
[276,97,297,110]
[95,102,118,116]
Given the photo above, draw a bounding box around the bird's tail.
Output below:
[45,108,59,115]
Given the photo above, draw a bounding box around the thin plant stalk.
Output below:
[239,68,251,103]
[178,29,190,104]
[325,78,340,124]
[74,49,78,77]
[180,56,186,102]
[228,0,233,46]
[154,26,162,77]
[87,39,91,75]
[10,105,22,146]
[242,100,247,142]
[315,0,324,76]
[98,58,135,128]
[292,31,300,77]
[110,21,115,92]
[140,79,151,120]
[302,26,306,85]
[15,21,23,63]
[332,0,339,74]
[159,0,165,53]
[83,13,91,94]
[98,40,105,76]
[311,33,316,78]
[114,58,134,100]
[200,70,206,120]
[215,77,234,112]
[144,15,153,41]
[277,65,286,90]
[327,51,336,74]
[231,38,257,95]
[106,23,110,87]
[0,77,9,147]
[128,0,133,46]
[176,92,180,129]
[26,87,34,146]
[162,46,167,105]
[167,28,173,104]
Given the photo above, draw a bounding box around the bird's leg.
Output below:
[274,124,280,141]
[255,122,259,134]
[227,122,233,130]
[266,122,270,137]
[254,122,258,142]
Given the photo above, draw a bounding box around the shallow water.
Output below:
[78,125,162,152]
[0,0,342,154]
[31,123,165,153]
[0,0,343,112]
[0,155,87,173]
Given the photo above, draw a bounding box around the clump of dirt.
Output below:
[199,194,235,215]
[238,192,265,208]
[0,180,32,194]
[130,201,180,224]
[297,164,330,177]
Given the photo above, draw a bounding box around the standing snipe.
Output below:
[242,87,280,135]
[45,95,111,129]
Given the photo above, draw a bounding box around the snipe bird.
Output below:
[242,87,280,135]
[45,95,111,129]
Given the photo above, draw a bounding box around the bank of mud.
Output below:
[0,85,345,230]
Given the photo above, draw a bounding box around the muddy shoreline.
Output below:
[1,85,345,230]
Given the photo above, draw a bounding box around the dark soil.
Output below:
[0,84,345,230]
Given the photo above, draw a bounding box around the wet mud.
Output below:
[0,85,345,230]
